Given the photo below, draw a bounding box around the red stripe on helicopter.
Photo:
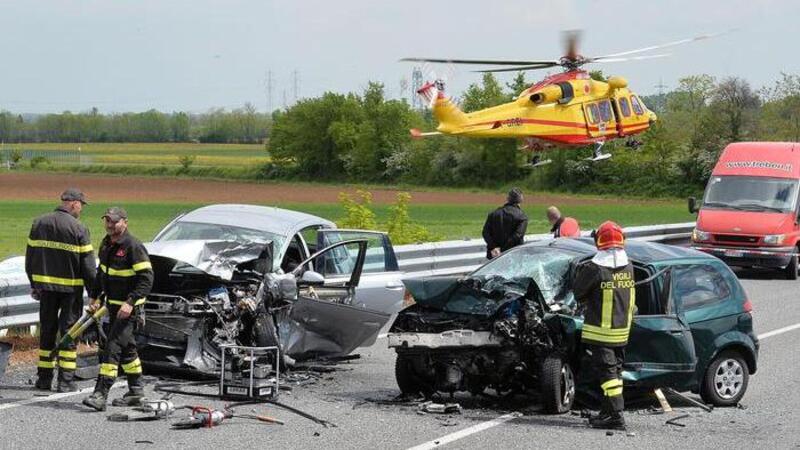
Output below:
[467,118,588,129]
[533,134,606,145]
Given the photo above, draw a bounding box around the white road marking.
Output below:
[404,321,800,449]
[0,383,123,412]
[758,322,800,340]
[406,412,522,450]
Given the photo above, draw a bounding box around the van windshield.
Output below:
[703,176,799,213]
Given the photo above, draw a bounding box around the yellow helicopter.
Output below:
[403,32,717,166]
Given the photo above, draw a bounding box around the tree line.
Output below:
[3,71,799,197]
[0,103,270,143]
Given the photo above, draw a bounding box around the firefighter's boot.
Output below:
[82,376,113,411]
[590,396,625,430]
[34,374,53,391]
[111,374,144,406]
[56,367,78,393]
[589,412,626,430]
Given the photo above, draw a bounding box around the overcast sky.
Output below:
[0,0,797,114]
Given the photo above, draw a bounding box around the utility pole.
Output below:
[292,70,299,105]
[411,66,424,110]
[265,70,273,113]
[654,78,668,112]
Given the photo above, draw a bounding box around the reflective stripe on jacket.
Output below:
[573,260,635,347]
[25,207,96,293]
[91,231,153,307]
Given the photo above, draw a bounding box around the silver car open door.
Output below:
[317,230,404,315]
[279,239,390,359]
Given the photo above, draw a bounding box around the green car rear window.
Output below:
[672,263,732,310]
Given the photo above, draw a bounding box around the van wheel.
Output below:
[700,350,749,406]
[540,354,575,414]
[785,253,798,280]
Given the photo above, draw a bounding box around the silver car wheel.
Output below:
[714,358,745,400]
[561,364,575,407]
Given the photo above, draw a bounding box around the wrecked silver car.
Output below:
[137,237,391,375]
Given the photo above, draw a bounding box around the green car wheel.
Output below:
[701,350,749,406]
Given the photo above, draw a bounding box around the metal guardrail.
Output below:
[394,222,695,277]
[0,222,695,330]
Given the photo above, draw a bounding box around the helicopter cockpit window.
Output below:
[618,98,631,117]
[631,96,644,115]
[587,104,600,124]
[599,100,613,122]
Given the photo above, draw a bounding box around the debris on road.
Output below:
[665,413,691,427]
[419,401,461,414]
[664,388,713,412]
[654,388,672,412]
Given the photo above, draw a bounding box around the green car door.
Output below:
[622,264,698,388]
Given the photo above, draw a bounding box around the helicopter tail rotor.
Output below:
[416,79,446,107]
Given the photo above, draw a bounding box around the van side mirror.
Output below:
[688,197,697,214]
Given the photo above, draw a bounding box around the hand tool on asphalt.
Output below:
[664,387,714,412]
[171,406,232,429]
[49,306,108,359]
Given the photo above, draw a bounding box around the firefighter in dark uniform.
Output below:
[482,188,528,259]
[573,221,635,430]
[83,207,153,411]
[25,188,96,392]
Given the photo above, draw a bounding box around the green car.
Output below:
[388,238,758,413]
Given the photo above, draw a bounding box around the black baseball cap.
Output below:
[102,207,128,222]
[61,188,87,205]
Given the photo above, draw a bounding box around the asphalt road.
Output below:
[1,269,799,450]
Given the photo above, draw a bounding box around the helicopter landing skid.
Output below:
[525,159,553,168]
[585,142,612,162]
[585,153,612,162]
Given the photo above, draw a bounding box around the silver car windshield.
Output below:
[703,175,799,213]
[471,247,575,304]
[155,221,286,267]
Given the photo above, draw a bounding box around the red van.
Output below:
[689,142,800,279]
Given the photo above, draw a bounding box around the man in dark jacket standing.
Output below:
[482,188,528,259]
[83,207,153,411]
[573,221,635,430]
[25,188,96,392]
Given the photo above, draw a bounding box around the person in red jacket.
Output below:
[546,206,581,238]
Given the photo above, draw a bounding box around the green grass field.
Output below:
[2,142,268,167]
[0,200,694,259]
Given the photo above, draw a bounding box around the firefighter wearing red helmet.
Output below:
[573,221,635,430]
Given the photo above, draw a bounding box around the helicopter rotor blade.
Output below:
[588,53,671,63]
[473,63,559,73]
[562,30,581,61]
[592,31,727,60]
[401,57,559,66]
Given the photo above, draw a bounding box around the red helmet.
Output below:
[594,221,625,250]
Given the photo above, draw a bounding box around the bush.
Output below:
[336,190,377,230]
[386,192,437,244]
[29,156,50,169]
[9,149,22,165]
[178,155,196,171]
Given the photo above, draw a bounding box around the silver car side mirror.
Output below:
[300,270,325,286]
